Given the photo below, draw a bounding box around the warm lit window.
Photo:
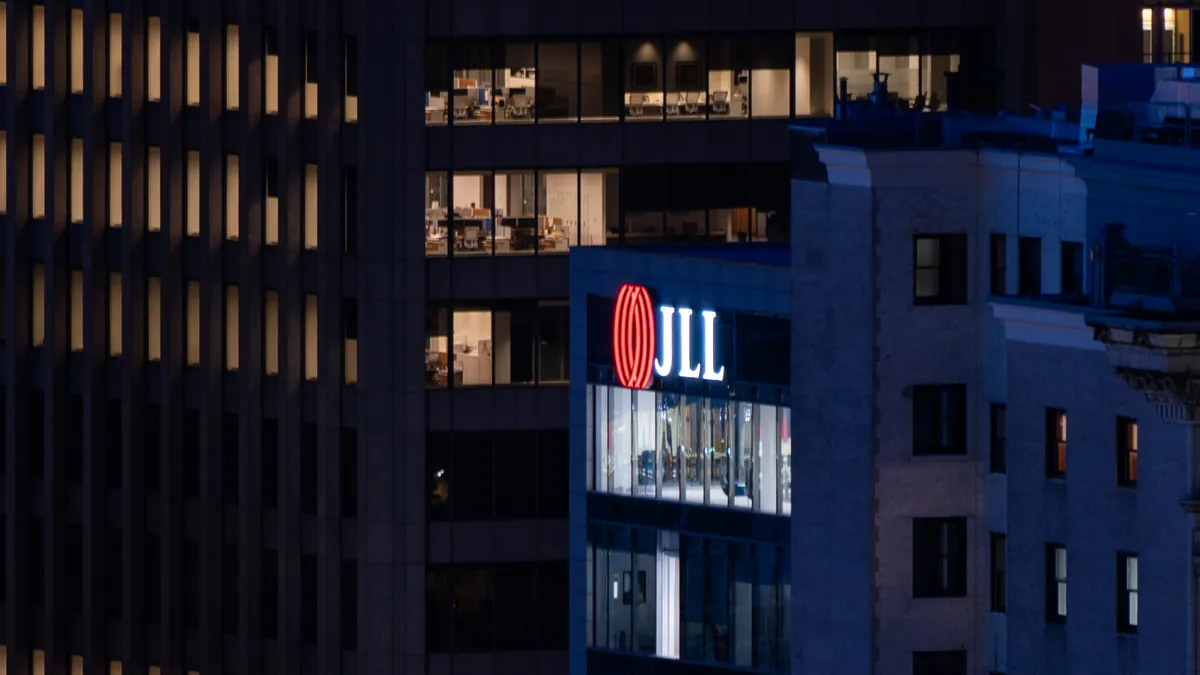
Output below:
[70,269,83,352]
[32,5,45,90]
[344,36,358,123]
[147,17,162,101]
[305,295,318,380]
[305,164,318,249]
[186,22,200,106]
[1118,417,1138,487]
[71,139,83,222]
[147,276,161,361]
[226,25,240,110]
[32,134,46,218]
[225,286,239,371]
[225,156,239,240]
[264,291,279,375]
[108,14,122,98]
[305,32,318,119]
[186,281,200,365]
[0,130,6,213]
[109,143,122,227]
[187,151,200,236]
[32,264,45,347]
[264,29,279,115]
[343,299,357,384]
[265,160,279,244]
[1046,408,1067,478]
[147,146,162,231]
[0,3,7,84]
[108,272,122,356]
[70,9,84,93]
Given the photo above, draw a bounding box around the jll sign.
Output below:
[612,283,725,390]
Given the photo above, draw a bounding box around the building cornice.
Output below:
[990,301,1104,351]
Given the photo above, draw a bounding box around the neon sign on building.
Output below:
[611,283,726,390]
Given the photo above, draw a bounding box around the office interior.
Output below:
[591,384,793,516]
[589,524,791,671]
[425,163,787,255]
[425,30,972,124]
[425,304,569,387]
[1144,8,1193,62]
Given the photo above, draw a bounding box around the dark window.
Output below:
[262,419,279,509]
[537,560,569,649]
[1117,417,1138,487]
[222,545,239,633]
[143,403,160,492]
[1117,552,1138,633]
[912,384,967,455]
[913,517,967,597]
[264,28,277,58]
[68,395,84,484]
[494,431,537,519]
[65,524,82,611]
[301,424,318,514]
[0,387,6,475]
[305,32,319,84]
[453,566,495,652]
[1018,236,1042,295]
[29,526,43,607]
[913,650,967,675]
[183,410,200,498]
[427,432,451,521]
[265,159,279,200]
[989,403,1007,473]
[344,36,358,98]
[222,414,239,505]
[144,534,160,621]
[341,427,358,518]
[106,530,121,617]
[426,567,454,651]
[106,399,122,489]
[29,394,44,479]
[538,429,569,518]
[0,523,5,603]
[341,559,358,649]
[343,167,358,255]
[989,233,1007,295]
[1045,408,1067,478]
[184,538,200,628]
[301,554,317,643]
[913,234,968,305]
[538,303,569,383]
[494,563,537,649]
[1046,543,1067,622]
[1061,241,1084,296]
[990,533,1006,613]
[262,549,279,638]
[455,432,494,520]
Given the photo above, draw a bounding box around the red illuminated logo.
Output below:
[612,284,655,389]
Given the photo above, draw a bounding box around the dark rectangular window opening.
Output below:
[1117,552,1138,634]
[989,403,1007,473]
[341,559,359,649]
[301,424,318,515]
[343,167,359,255]
[913,650,967,675]
[914,234,968,305]
[989,233,1007,295]
[1018,236,1042,296]
[1046,543,1067,622]
[913,517,967,598]
[1045,408,1067,478]
[341,427,358,518]
[912,384,968,455]
[990,533,1006,613]
[262,418,279,509]
[1117,417,1138,487]
[1060,241,1083,296]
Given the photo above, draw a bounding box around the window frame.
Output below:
[913,233,968,305]
[989,232,1006,295]
[913,517,968,598]
[989,402,1006,473]
[1117,551,1138,634]
[912,384,968,456]
[990,532,1006,613]
[1117,416,1138,487]
[1046,543,1067,623]
[1045,408,1067,478]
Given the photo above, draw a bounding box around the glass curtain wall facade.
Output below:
[590,384,792,515]
[587,524,791,672]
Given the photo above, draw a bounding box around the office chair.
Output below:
[684,91,700,115]
[462,225,482,250]
[510,94,531,118]
[629,93,645,116]
[453,94,473,119]
[711,91,729,115]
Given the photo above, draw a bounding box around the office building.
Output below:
[573,65,1200,675]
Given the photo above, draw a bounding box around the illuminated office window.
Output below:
[226,156,239,240]
[265,160,279,245]
[32,134,46,218]
[305,295,318,380]
[71,655,82,675]
[70,270,83,352]
[147,146,161,231]
[109,14,122,98]
[32,5,45,90]
[33,650,45,675]
[264,291,279,375]
[108,661,120,675]
[343,300,357,385]
[225,286,239,371]
[226,25,240,110]
[0,131,7,214]
[186,281,200,365]
[344,36,358,123]
[147,17,162,101]
[187,151,200,236]
[264,29,279,114]
[108,272,123,357]
[305,164,318,249]
[186,23,200,106]
[147,276,162,361]
[109,143,122,227]
[70,10,84,93]
[305,32,318,119]
[71,139,83,222]
[32,264,45,347]
[0,3,7,85]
